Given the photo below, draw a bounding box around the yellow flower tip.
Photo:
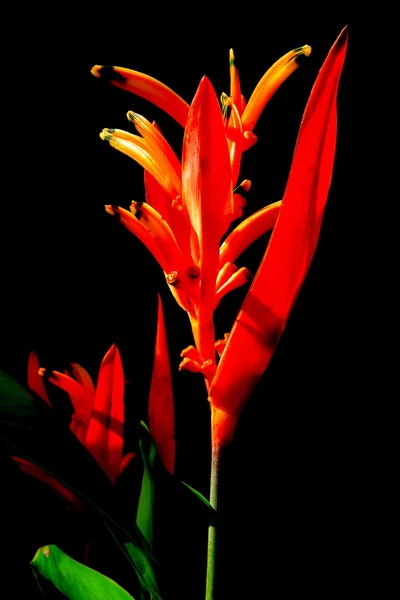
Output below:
[302,44,312,58]
[229,48,235,65]
[90,65,102,78]
[243,131,258,150]
[99,131,112,143]
[126,110,135,123]
[105,205,116,216]
[234,179,252,193]
[38,367,46,377]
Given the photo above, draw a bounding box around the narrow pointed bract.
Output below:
[182,76,233,361]
[85,344,125,484]
[148,295,175,475]
[209,27,348,447]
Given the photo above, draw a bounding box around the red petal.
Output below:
[85,344,125,484]
[27,351,51,406]
[182,76,233,359]
[42,369,94,445]
[209,27,348,447]
[12,457,81,508]
[148,294,175,475]
[69,363,95,396]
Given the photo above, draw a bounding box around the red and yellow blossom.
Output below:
[92,43,308,364]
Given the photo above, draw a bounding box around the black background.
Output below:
[1,6,355,600]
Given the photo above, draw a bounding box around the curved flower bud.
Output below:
[105,204,168,271]
[229,48,243,114]
[242,44,312,133]
[148,295,175,475]
[219,200,282,267]
[144,169,194,264]
[127,112,182,180]
[214,267,252,307]
[100,129,181,199]
[91,65,189,127]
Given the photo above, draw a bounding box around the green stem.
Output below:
[205,443,221,600]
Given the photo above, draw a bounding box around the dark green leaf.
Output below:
[136,437,158,547]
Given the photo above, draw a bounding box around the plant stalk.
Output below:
[205,442,221,600]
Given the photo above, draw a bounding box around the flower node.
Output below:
[185,265,200,279]
[166,271,180,286]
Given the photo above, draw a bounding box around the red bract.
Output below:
[148,294,175,475]
[209,27,348,447]
[12,348,134,507]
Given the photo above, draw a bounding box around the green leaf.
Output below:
[0,370,163,599]
[136,437,158,547]
[139,420,214,515]
[31,545,135,599]
[180,481,215,514]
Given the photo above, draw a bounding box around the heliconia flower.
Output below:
[12,348,134,505]
[148,294,175,475]
[40,344,130,484]
[99,78,281,365]
[208,27,348,448]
